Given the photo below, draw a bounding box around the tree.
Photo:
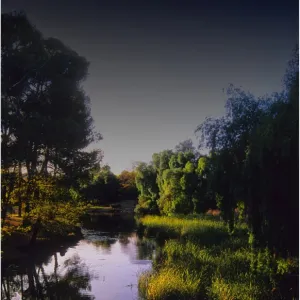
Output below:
[118,170,138,200]
[174,139,196,154]
[195,85,268,231]
[194,46,299,255]
[81,165,120,204]
[244,66,298,254]
[135,162,159,214]
[1,12,102,218]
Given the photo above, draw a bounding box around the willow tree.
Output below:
[195,86,271,231]
[195,47,299,255]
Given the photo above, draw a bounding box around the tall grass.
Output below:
[138,215,298,300]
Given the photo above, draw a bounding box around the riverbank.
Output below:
[1,203,86,263]
[1,214,83,265]
[1,200,137,264]
[137,215,298,300]
[84,200,137,215]
[2,212,153,300]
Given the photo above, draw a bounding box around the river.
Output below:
[1,213,157,300]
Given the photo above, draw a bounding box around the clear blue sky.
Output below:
[3,0,298,174]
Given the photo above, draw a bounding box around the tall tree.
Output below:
[1,12,102,217]
[195,46,298,254]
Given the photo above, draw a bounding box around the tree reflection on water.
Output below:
[2,213,157,300]
[1,252,96,300]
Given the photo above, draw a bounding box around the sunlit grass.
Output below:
[139,267,200,300]
[140,215,239,246]
[139,240,265,299]
[140,215,225,233]
[85,204,114,210]
[138,215,298,300]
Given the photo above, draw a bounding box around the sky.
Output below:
[2,0,299,174]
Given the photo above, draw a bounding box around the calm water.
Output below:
[1,214,157,300]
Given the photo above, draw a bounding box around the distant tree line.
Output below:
[80,165,138,204]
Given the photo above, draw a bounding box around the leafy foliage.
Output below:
[135,47,298,259]
[135,162,159,214]
[135,144,215,215]
[1,12,102,242]
[195,47,299,255]
[118,170,138,200]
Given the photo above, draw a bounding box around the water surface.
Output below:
[1,214,156,300]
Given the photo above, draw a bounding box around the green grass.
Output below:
[138,215,298,300]
[139,267,201,300]
[85,205,113,210]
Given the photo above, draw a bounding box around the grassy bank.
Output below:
[138,215,298,300]
[84,200,137,214]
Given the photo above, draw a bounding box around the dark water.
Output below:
[1,214,157,300]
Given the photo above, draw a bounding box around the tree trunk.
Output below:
[40,148,49,176]
[18,203,22,217]
[25,160,32,213]
[33,266,44,300]
[29,218,41,246]
[25,142,38,213]
[54,253,59,284]
[2,278,10,299]
[20,274,24,299]
[41,265,52,299]
[18,162,22,217]
[27,267,36,297]
[2,207,8,224]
